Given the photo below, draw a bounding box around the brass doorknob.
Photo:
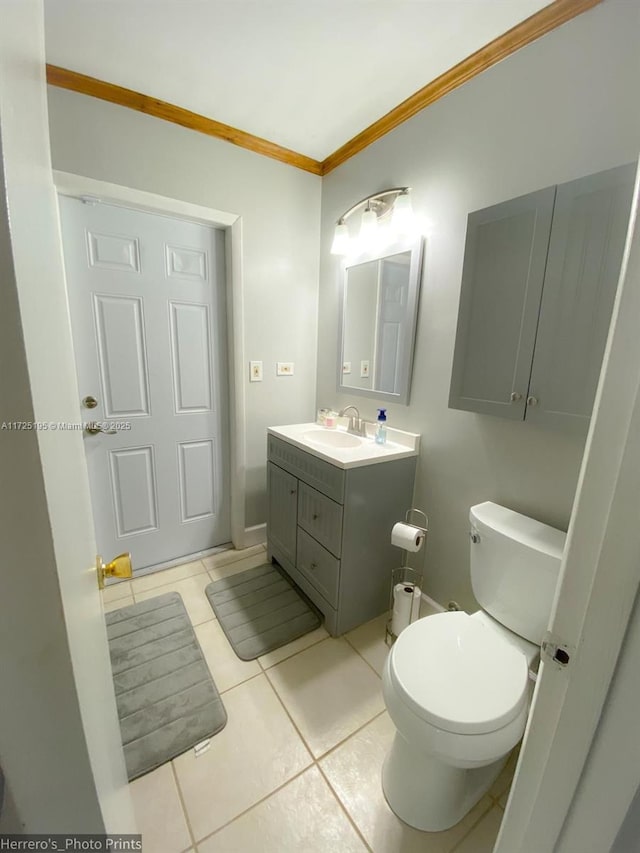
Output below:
[97,553,133,589]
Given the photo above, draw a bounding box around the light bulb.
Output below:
[391,192,414,234]
[359,207,378,248]
[330,222,350,255]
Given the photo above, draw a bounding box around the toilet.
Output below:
[381,501,566,832]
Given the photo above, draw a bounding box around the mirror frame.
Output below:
[337,234,424,406]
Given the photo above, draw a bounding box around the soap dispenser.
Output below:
[375,408,387,445]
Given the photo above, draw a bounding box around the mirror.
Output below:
[338,236,424,405]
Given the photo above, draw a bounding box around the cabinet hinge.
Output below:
[541,631,574,669]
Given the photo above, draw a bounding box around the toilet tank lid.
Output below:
[470,502,566,559]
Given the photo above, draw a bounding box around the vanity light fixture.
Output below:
[330,187,413,256]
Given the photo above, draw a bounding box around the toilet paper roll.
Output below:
[392,583,414,637]
[391,522,425,552]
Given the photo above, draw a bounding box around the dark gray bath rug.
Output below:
[105,591,227,780]
[205,562,322,661]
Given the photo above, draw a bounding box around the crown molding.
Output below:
[320,0,603,174]
[46,0,603,178]
[45,64,323,176]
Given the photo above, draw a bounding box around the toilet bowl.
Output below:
[382,611,532,831]
[381,502,566,832]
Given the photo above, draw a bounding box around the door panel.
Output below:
[527,163,636,430]
[94,295,150,417]
[178,439,216,522]
[449,186,556,418]
[109,446,159,536]
[60,198,230,571]
[169,301,213,412]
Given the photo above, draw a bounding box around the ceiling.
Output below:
[44,0,552,161]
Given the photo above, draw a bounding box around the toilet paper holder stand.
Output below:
[385,508,428,646]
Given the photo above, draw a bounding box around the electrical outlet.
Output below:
[276,362,294,376]
[360,360,370,378]
[249,361,263,382]
[342,362,352,374]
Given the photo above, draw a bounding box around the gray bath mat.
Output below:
[106,591,227,780]
[205,563,322,661]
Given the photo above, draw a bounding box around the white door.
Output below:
[59,198,231,571]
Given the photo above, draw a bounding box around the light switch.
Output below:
[342,362,352,374]
[360,360,370,378]
[276,362,294,376]
[249,361,263,382]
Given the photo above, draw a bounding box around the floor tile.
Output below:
[202,544,266,572]
[451,806,503,853]
[266,637,384,758]
[173,674,312,842]
[198,767,367,853]
[206,551,269,582]
[129,764,192,853]
[258,625,329,670]
[321,712,493,853]
[131,560,206,595]
[134,573,214,626]
[345,613,390,676]
[102,580,133,604]
[103,594,134,613]
[194,619,261,693]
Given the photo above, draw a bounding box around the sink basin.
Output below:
[303,430,364,449]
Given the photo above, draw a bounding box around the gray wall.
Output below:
[47,87,322,529]
[317,0,640,609]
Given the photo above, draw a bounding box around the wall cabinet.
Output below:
[449,163,635,431]
[267,435,416,636]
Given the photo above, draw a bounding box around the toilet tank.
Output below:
[470,502,566,645]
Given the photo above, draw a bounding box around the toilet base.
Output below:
[381,731,507,832]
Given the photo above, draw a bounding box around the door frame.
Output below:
[53,170,250,552]
[495,157,640,851]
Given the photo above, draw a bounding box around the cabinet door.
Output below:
[526,163,635,431]
[267,462,297,565]
[449,187,556,418]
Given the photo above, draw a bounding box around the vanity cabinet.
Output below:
[449,163,635,431]
[267,435,416,636]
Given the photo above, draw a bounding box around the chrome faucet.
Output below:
[338,405,364,435]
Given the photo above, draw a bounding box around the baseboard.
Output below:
[243,523,267,548]
[421,591,446,613]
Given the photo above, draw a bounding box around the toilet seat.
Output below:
[389,611,529,735]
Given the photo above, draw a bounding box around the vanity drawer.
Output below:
[297,482,343,557]
[268,435,345,503]
[297,528,340,608]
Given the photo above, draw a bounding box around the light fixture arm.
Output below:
[336,187,410,225]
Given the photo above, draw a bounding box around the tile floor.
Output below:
[103,546,514,852]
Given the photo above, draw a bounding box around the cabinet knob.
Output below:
[527,396,539,407]
[312,513,319,520]
[310,562,318,571]
[510,392,523,402]
[290,489,296,495]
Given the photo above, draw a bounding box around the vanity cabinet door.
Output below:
[449,187,556,419]
[267,463,298,566]
[526,163,636,431]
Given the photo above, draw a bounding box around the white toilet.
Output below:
[381,501,566,832]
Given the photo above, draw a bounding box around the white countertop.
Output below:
[268,422,420,470]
